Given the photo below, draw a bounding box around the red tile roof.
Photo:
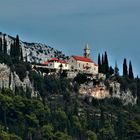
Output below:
[44,58,67,64]
[58,60,67,64]
[42,61,49,65]
[72,56,93,63]
[72,56,98,66]
[48,58,59,62]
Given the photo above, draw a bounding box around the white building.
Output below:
[68,44,98,75]
[34,44,98,76]
[42,58,70,70]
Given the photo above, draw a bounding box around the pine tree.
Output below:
[99,108,105,129]
[123,58,128,77]
[117,113,124,140]
[98,53,101,73]
[129,61,134,80]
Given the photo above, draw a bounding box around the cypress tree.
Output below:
[10,43,14,57]
[102,54,104,66]
[0,37,2,52]
[104,51,109,74]
[20,47,23,61]
[3,34,7,55]
[11,35,21,62]
[109,66,114,75]
[98,53,101,73]
[101,54,105,73]
[15,35,20,61]
[129,61,134,80]
[123,58,128,77]
[25,53,28,62]
[114,61,119,77]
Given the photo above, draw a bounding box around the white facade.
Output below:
[33,58,70,71]
[68,56,98,75]
[47,61,70,70]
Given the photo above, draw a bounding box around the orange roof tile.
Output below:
[48,58,67,64]
[42,61,49,65]
[72,56,93,62]
[72,56,98,66]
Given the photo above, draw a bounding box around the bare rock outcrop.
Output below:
[79,81,137,105]
[0,63,36,97]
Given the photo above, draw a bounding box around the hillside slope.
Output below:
[0,32,68,63]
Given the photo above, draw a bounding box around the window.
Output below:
[71,66,74,70]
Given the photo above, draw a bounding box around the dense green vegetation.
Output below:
[0,66,140,140]
[0,35,140,139]
[0,79,140,140]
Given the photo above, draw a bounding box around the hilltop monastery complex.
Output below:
[36,44,98,76]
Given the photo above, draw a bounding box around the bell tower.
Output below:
[84,43,90,58]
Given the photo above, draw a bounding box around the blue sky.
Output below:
[0,0,140,76]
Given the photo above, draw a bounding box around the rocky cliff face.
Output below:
[0,63,137,105]
[79,81,137,105]
[110,81,137,105]
[79,83,110,100]
[0,63,36,97]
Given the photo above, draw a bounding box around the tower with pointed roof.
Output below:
[84,43,90,58]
